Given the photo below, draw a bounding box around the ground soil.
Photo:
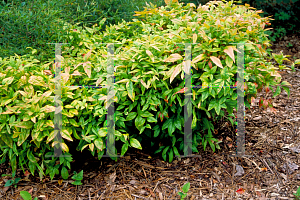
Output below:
[1,31,300,200]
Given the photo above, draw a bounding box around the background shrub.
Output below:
[236,0,300,42]
[0,0,165,63]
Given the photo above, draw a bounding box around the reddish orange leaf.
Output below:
[263,99,268,108]
[174,87,188,95]
[259,98,264,108]
[208,61,212,69]
[265,87,270,93]
[24,170,30,177]
[261,167,267,171]
[236,188,245,194]
[251,96,255,106]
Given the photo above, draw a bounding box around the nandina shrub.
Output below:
[76,0,290,161]
[0,0,293,179]
[56,0,292,162]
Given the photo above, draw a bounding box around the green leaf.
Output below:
[208,138,215,152]
[135,115,146,129]
[69,119,79,127]
[126,112,137,121]
[27,150,36,163]
[72,170,83,181]
[173,146,180,156]
[192,145,199,153]
[169,149,174,163]
[171,136,176,146]
[182,182,190,193]
[153,125,160,137]
[273,86,281,98]
[147,116,157,123]
[174,117,182,130]
[28,161,36,176]
[192,108,197,129]
[5,180,14,187]
[130,138,142,150]
[10,121,33,129]
[178,191,185,196]
[3,76,15,86]
[94,138,104,151]
[280,81,291,86]
[20,191,32,200]
[72,180,82,185]
[227,116,234,126]
[201,91,209,102]
[162,89,173,98]
[97,128,107,137]
[61,167,69,180]
[168,119,176,136]
[126,81,135,102]
[154,146,164,154]
[139,126,146,134]
[121,143,128,156]
[296,186,300,195]
[282,86,290,98]
[162,146,169,161]
[203,139,207,151]
[208,100,216,111]
[225,55,233,68]
[162,118,172,130]
[140,111,154,118]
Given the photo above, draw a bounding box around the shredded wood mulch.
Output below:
[1,31,300,200]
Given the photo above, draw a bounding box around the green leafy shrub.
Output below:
[0,0,292,180]
[0,0,165,63]
[238,0,300,41]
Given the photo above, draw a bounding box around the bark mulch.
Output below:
[1,31,300,200]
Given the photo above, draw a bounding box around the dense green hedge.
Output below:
[0,0,165,63]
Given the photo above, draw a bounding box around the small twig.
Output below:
[97,189,106,200]
[123,189,133,200]
[251,151,274,174]
[242,156,261,171]
[153,181,160,194]
[262,158,274,174]
[131,194,148,199]
[266,157,283,186]
[106,163,119,173]
[53,185,71,199]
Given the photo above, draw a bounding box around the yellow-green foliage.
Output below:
[0,0,291,180]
